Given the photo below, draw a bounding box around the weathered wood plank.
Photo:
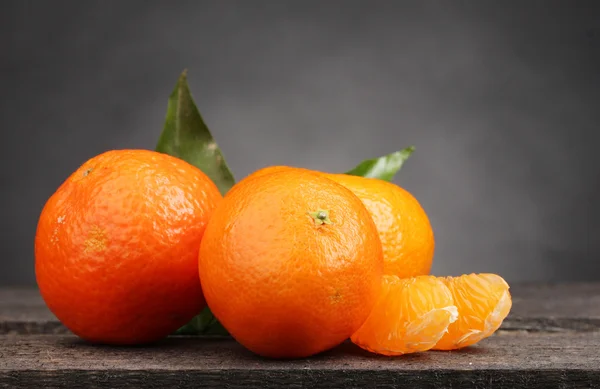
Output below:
[508,282,600,317]
[503,282,600,332]
[3,369,599,389]
[0,332,598,388]
[0,288,65,335]
[2,283,599,334]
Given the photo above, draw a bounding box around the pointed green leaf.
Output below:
[344,146,415,181]
[173,307,230,336]
[156,70,232,336]
[156,69,235,195]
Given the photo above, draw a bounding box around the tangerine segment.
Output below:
[433,273,512,350]
[351,275,458,356]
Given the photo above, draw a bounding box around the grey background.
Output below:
[1,0,599,286]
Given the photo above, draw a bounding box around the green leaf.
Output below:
[173,307,230,336]
[156,69,235,195]
[156,70,232,336]
[344,146,415,181]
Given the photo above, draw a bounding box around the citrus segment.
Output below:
[433,273,512,350]
[351,275,458,356]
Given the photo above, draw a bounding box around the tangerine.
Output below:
[249,168,436,278]
[241,165,294,180]
[323,174,434,278]
[198,169,384,358]
[35,149,222,345]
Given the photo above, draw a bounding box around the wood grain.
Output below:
[0,288,65,335]
[2,284,599,388]
[0,332,598,388]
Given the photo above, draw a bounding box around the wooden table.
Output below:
[1,283,599,388]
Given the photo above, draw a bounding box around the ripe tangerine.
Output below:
[35,149,222,345]
[199,169,384,358]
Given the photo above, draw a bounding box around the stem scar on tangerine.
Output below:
[308,209,332,225]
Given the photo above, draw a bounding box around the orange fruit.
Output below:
[35,149,222,345]
[198,168,384,358]
[248,167,435,278]
[324,174,434,278]
[242,165,295,180]
[433,273,512,350]
[351,275,458,356]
